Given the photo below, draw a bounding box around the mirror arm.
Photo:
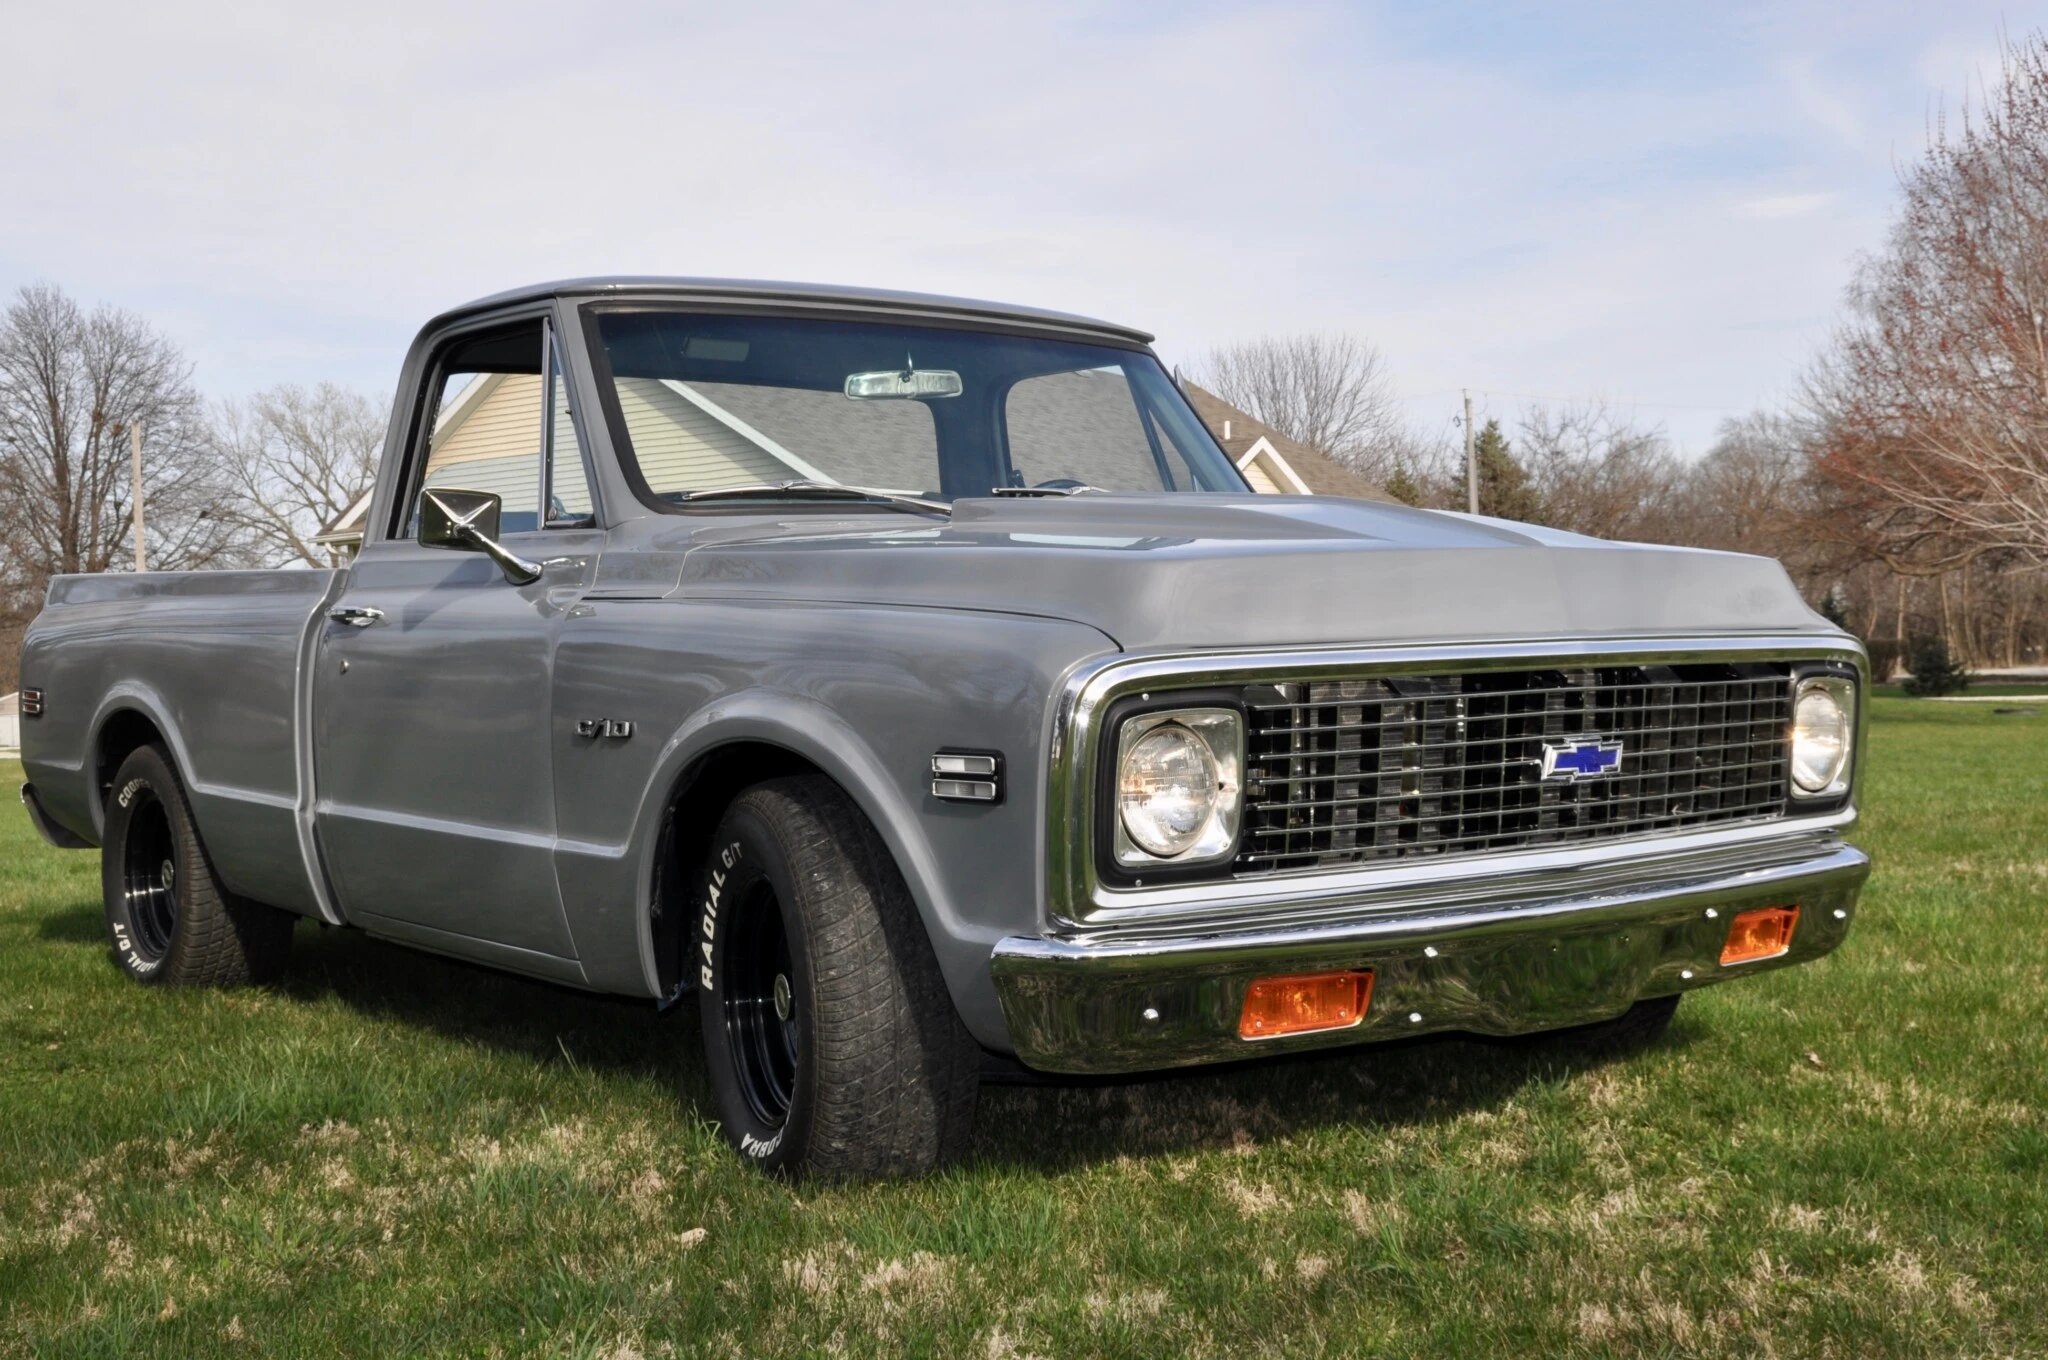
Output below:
[458,523,545,585]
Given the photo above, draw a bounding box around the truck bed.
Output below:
[19,569,342,917]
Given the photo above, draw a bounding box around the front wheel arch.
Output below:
[649,741,825,1003]
[628,699,971,1010]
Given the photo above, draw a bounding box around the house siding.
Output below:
[1239,457,1282,494]
[617,379,795,492]
[429,376,541,469]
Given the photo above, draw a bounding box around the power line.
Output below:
[1403,386,1737,414]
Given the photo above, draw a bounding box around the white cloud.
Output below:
[1776,56,1871,151]
[1736,192,1837,220]
[1914,34,2006,104]
[0,0,2020,454]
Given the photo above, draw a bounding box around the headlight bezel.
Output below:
[1098,693,1245,882]
[1788,667,1858,806]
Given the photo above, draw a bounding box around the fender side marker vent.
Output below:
[932,751,1002,803]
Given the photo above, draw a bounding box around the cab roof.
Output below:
[429,277,1155,346]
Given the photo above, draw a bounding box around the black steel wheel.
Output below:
[721,880,801,1128]
[694,776,980,1178]
[119,787,180,966]
[100,744,294,986]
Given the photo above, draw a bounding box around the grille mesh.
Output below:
[1238,663,1792,874]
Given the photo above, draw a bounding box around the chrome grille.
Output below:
[1239,663,1792,874]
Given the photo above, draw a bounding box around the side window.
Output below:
[413,319,593,537]
[420,326,544,534]
[545,334,595,525]
[1004,366,1175,492]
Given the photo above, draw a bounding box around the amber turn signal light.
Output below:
[1721,905,1800,965]
[1239,970,1374,1039]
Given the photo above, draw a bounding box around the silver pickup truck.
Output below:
[18,278,1869,1177]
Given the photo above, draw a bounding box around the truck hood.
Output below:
[629,494,1827,651]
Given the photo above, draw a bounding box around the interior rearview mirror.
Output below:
[845,367,963,400]
[417,488,543,585]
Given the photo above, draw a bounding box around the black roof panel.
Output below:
[428,276,1154,345]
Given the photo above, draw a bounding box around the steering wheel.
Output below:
[1031,478,1091,492]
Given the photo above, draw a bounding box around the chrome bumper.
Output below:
[991,841,1868,1074]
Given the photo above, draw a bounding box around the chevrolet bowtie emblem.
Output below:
[1540,738,1624,781]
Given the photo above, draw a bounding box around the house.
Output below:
[1177,381,1394,502]
[316,367,1391,553]
[314,490,373,559]
[1,692,19,753]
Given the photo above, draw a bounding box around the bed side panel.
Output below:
[20,570,338,915]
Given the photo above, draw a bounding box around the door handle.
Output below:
[327,605,386,628]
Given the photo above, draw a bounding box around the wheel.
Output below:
[695,776,980,1177]
[100,745,294,986]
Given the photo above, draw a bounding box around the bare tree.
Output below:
[1806,32,2048,570]
[0,283,243,591]
[1516,403,1682,541]
[216,383,382,566]
[1197,334,1402,475]
[0,539,37,694]
[1678,410,1884,599]
[1371,420,1462,507]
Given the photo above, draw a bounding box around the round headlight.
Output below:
[1118,723,1219,857]
[1791,683,1851,794]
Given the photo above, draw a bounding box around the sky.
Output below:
[0,0,2030,454]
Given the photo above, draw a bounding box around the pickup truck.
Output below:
[17,277,1869,1177]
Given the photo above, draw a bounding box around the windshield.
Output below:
[587,310,1247,504]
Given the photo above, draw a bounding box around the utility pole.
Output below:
[1463,389,1478,515]
[129,422,147,572]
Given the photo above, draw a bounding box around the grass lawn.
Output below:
[3,698,2045,1357]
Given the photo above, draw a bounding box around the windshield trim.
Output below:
[577,301,1248,518]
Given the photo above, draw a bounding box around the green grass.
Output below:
[1873,682,2048,700]
[4,699,2046,1357]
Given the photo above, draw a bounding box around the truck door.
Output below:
[311,314,603,966]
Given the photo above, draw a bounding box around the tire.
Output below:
[694,776,980,1178]
[100,745,294,986]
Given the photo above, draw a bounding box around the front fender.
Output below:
[547,599,1116,1050]
[637,691,976,1001]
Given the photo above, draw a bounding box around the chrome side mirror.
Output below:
[418,488,543,585]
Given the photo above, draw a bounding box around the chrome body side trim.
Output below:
[993,840,1868,1074]
[1046,633,1869,931]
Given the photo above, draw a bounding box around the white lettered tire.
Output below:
[99,745,294,986]
[694,776,980,1177]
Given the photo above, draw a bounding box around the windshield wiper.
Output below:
[988,484,1107,498]
[674,481,951,517]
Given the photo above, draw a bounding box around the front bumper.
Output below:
[990,841,1868,1074]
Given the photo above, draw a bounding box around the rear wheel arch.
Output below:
[94,706,172,815]
[99,742,293,986]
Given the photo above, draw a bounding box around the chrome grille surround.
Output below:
[1240,664,1793,874]
[1045,636,1867,932]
